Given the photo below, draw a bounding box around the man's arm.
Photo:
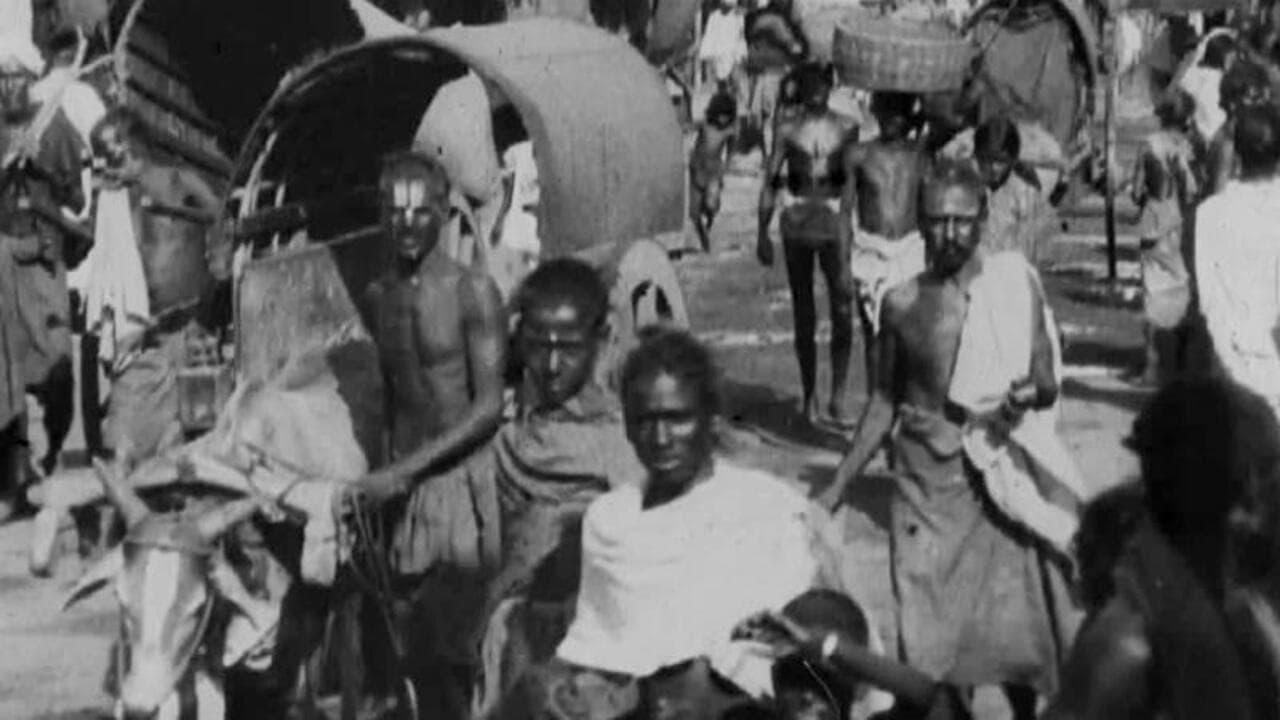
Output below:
[1042,596,1153,719]
[362,272,508,498]
[820,299,900,510]
[837,137,861,296]
[176,168,222,221]
[757,127,788,266]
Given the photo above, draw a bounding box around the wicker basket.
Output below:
[833,15,974,93]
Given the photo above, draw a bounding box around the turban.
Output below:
[0,0,45,76]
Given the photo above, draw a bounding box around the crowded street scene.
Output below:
[2,0,1280,717]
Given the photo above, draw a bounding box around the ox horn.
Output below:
[91,458,150,528]
[196,497,263,543]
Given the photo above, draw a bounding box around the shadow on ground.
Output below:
[1062,339,1143,369]
[1062,377,1153,415]
[721,378,850,454]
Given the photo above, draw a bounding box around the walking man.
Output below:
[824,159,1078,719]
[758,62,859,425]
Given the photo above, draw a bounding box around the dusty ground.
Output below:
[0,130,1155,719]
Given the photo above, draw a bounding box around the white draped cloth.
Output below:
[82,187,151,363]
[948,251,1084,555]
[557,459,820,697]
[0,0,42,76]
[1196,179,1280,418]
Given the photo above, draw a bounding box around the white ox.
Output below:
[57,346,369,719]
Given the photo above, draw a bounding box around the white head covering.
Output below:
[0,0,46,76]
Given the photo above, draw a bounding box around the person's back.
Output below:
[1114,516,1257,719]
[846,92,924,240]
[1196,105,1280,414]
[1179,34,1235,144]
[1046,378,1272,720]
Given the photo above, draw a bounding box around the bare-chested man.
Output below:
[840,91,929,393]
[758,62,859,424]
[357,151,506,720]
[823,160,1076,719]
[358,151,506,502]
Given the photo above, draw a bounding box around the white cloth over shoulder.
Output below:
[1179,65,1226,143]
[31,69,106,146]
[0,0,42,75]
[558,459,820,696]
[82,187,151,363]
[948,252,1084,554]
[1196,180,1280,417]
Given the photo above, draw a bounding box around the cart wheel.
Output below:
[598,239,689,390]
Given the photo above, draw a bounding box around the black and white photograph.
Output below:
[0,0,1277,717]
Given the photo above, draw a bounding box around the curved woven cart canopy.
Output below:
[230,19,685,256]
[966,0,1100,88]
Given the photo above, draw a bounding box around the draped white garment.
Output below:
[557,459,819,697]
[83,187,151,363]
[949,252,1085,554]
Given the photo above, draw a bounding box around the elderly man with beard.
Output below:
[823,159,1079,720]
[0,45,87,515]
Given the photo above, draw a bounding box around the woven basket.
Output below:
[833,15,974,93]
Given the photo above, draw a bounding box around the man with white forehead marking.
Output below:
[353,150,508,719]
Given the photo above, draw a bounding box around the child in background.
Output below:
[690,93,739,253]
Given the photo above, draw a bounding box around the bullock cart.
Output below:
[33,18,689,720]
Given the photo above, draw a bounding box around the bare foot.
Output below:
[801,396,819,426]
[827,398,856,430]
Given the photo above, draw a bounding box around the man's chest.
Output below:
[375,278,466,362]
[789,121,844,160]
[898,291,967,383]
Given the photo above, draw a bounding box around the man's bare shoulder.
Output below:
[1050,593,1151,718]
[457,264,505,324]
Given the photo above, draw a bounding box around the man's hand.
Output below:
[756,230,775,266]
[348,470,409,508]
[818,480,846,512]
[732,610,819,658]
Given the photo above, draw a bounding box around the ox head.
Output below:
[65,460,262,719]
